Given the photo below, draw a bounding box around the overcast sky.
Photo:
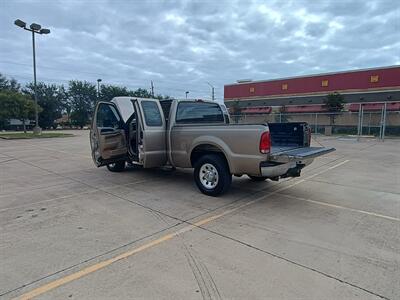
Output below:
[1,0,399,101]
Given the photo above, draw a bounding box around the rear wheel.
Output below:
[248,175,268,181]
[106,161,126,172]
[194,154,231,196]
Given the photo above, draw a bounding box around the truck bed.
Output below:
[268,122,307,147]
[268,122,335,161]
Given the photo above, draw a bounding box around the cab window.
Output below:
[96,104,121,128]
[176,102,224,124]
[141,101,163,126]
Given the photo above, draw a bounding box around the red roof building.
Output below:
[224,66,400,113]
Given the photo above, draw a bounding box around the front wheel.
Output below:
[248,175,268,181]
[106,161,126,172]
[194,154,232,196]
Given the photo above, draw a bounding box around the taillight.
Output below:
[260,131,271,154]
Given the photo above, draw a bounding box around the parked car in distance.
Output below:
[90,97,335,196]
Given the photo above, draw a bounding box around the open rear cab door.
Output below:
[90,101,128,167]
[133,98,167,168]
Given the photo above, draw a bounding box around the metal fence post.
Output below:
[368,112,371,135]
[315,113,318,133]
[357,103,362,140]
[379,105,384,140]
[360,105,364,136]
[382,102,387,141]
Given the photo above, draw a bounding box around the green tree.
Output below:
[98,84,172,102]
[0,73,21,92]
[58,85,71,126]
[324,92,345,125]
[155,94,172,100]
[68,80,97,128]
[0,90,40,132]
[130,88,152,98]
[0,91,15,129]
[24,82,64,129]
[99,84,131,102]
[16,96,38,133]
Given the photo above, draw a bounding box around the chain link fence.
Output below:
[230,109,400,140]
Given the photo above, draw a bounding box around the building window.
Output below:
[322,80,329,87]
[249,87,255,93]
[370,75,379,83]
[282,83,288,90]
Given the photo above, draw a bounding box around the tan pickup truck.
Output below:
[90,97,334,196]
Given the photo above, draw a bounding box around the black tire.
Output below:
[194,154,232,196]
[106,161,126,172]
[248,175,268,181]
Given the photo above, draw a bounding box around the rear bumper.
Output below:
[260,159,312,178]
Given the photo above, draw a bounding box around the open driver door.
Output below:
[90,101,127,167]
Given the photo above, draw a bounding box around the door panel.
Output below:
[135,99,167,168]
[90,102,127,167]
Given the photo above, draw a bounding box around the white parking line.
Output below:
[0,179,152,213]
[279,193,400,222]
[215,160,351,218]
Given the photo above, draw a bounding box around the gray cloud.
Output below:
[1,0,399,101]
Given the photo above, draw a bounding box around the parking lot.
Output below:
[0,131,399,300]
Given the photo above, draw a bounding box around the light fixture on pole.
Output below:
[14,19,50,135]
[185,91,189,99]
[206,82,215,101]
[97,79,102,99]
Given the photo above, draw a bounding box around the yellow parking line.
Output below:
[14,160,350,299]
[15,214,222,300]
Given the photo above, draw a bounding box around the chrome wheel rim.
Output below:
[199,163,219,189]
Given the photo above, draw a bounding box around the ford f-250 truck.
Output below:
[90,97,334,196]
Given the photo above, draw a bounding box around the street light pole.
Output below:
[185,91,189,99]
[14,19,50,134]
[31,30,39,133]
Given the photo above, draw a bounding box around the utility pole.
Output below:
[151,80,154,97]
[206,82,215,101]
[14,19,50,134]
[97,79,102,100]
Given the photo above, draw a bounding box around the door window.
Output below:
[96,104,121,128]
[141,101,163,126]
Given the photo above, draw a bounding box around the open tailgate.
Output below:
[269,146,335,163]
